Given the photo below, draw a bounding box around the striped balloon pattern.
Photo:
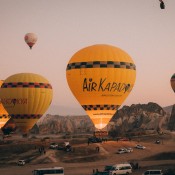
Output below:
[171,73,175,93]
[0,73,53,134]
[66,44,136,130]
[0,80,10,129]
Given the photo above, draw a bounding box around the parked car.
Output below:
[17,160,25,166]
[109,163,132,175]
[125,147,133,152]
[92,171,109,175]
[163,168,175,175]
[155,140,160,144]
[119,137,129,141]
[142,170,163,175]
[104,165,113,172]
[88,137,102,143]
[57,145,65,150]
[117,148,127,154]
[49,143,58,149]
[135,144,146,149]
[117,148,133,154]
[56,142,72,152]
[65,144,72,152]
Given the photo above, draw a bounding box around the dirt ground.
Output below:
[0,132,175,175]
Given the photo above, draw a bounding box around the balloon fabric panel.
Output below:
[0,80,10,129]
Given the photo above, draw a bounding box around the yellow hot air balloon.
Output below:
[24,33,37,49]
[0,73,53,134]
[170,73,175,93]
[66,44,136,130]
[0,80,10,129]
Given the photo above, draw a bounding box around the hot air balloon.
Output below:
[159,0,165,9]
[0,73,53,134]
[170,73,175,93]
[24,33,37,49]
[66,44,136,130]
[0,80,10,129]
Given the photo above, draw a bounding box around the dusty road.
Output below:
[1,160,175,175]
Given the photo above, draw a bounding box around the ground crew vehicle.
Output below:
[32,167,64,175]
[109,163,132,175]
[17,160,25,166]
[142,170,163,175]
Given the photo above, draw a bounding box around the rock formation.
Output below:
[168,104,175,131]
[30,102,172,135]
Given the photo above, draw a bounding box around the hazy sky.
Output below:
[0,0,174,115]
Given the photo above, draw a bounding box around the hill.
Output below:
[163,105,173,114]
[30,102,172,135]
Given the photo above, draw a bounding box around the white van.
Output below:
[33,167,64,175]
[109,163,132,175]
[142,170,163,175]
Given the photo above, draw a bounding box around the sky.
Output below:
[0,0,174,115]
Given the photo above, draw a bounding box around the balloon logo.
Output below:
[66,44,136,130]
[0,80,10,129]
[0,73,53,134]
[24,33,37,49]
[170,73,175,93]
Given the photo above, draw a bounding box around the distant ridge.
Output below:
[163,105,173,114]
[45,104,174,116]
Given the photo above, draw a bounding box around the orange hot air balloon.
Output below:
[24,33,37,49]
[0,80,10,129]
[66,44,136,130]
[170,73,175,93]
[0,73,53,134]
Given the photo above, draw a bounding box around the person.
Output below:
[39,147,42,155]
[136,162,139,169]
[96,146,100,152]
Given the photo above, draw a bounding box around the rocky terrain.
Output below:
[168,104,175,131]
[29,102,174,135]
[108,102,169,134]
[35,115,94,134]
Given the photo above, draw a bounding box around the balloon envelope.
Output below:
[66,44,136,130]
[0,73,53,133]
[24,33,37,49]
[0,80,10,129]
[170,73,175,93]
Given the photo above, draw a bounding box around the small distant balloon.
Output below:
[159,0,165,9]
[24,33,37,49]
[170,73,175,93]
